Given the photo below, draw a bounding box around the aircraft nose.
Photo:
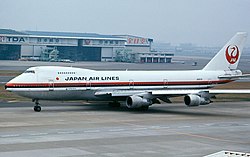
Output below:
[4,75,22,90]
[5,80,16,91]
[5,82,11,90]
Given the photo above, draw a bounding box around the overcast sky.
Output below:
[1,0,250,46]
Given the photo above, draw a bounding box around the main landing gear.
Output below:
[33,99,42,112]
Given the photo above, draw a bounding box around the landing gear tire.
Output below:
[34,105,41,112]
[33,99,42,112]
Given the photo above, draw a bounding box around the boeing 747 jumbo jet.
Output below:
[5,32,250,112]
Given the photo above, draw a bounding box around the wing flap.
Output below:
[152,89,205,95]
[95,90,150,97]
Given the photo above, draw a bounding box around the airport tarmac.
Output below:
[0,101,249,156]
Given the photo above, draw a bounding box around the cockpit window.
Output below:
[24,70,35,74]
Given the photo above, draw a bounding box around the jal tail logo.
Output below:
[225,45,239,64]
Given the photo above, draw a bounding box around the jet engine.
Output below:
[126,95,152,109]
[184,94,211,107]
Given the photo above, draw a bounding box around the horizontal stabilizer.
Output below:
[218,74,250,79]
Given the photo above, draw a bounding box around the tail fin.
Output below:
[203,32,247,71]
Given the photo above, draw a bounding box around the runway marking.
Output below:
[150,126,170,129]
[204,123,215,126]
[159,126,170,129]
[0,148,94,156]
[84,130,100,133]
[1,134,20,138]
[108,129,125,132]
[7,101,19,103]
[174,131,249,145]
[57,131,74,134]
[30,133,48,136]
[133,127,147,131]
[121,122,146,127]
[150,126,161,129]
[178,126,191,128]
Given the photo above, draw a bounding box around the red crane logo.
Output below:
[225,45,239,64]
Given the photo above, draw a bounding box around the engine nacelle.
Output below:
[126,95,152,109]
[184,94,210,107]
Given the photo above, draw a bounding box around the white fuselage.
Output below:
[5,66,233,101]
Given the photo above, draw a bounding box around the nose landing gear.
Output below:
[33,99,42,112]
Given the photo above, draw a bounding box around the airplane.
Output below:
[5,32,250,112]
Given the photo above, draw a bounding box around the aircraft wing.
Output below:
[152,89,207,95]
[95,89,204,97]
[95,89,250,97]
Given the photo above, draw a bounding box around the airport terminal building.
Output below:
[0,29,173,62]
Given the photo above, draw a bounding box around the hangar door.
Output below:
[57,46,101,61]
[57,46,78,61]
[0,45,21,60]
[78,47,101,61]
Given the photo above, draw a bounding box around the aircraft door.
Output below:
[129,79,134,89]
[35,67,38,82]
[86,81,91,90]
[163,79,168,88]
[208,79,212,87]
[48,79,54,91]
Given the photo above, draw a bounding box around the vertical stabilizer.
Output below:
[203,32,247,71]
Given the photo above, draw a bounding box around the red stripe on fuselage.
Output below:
[5,80,233,88]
